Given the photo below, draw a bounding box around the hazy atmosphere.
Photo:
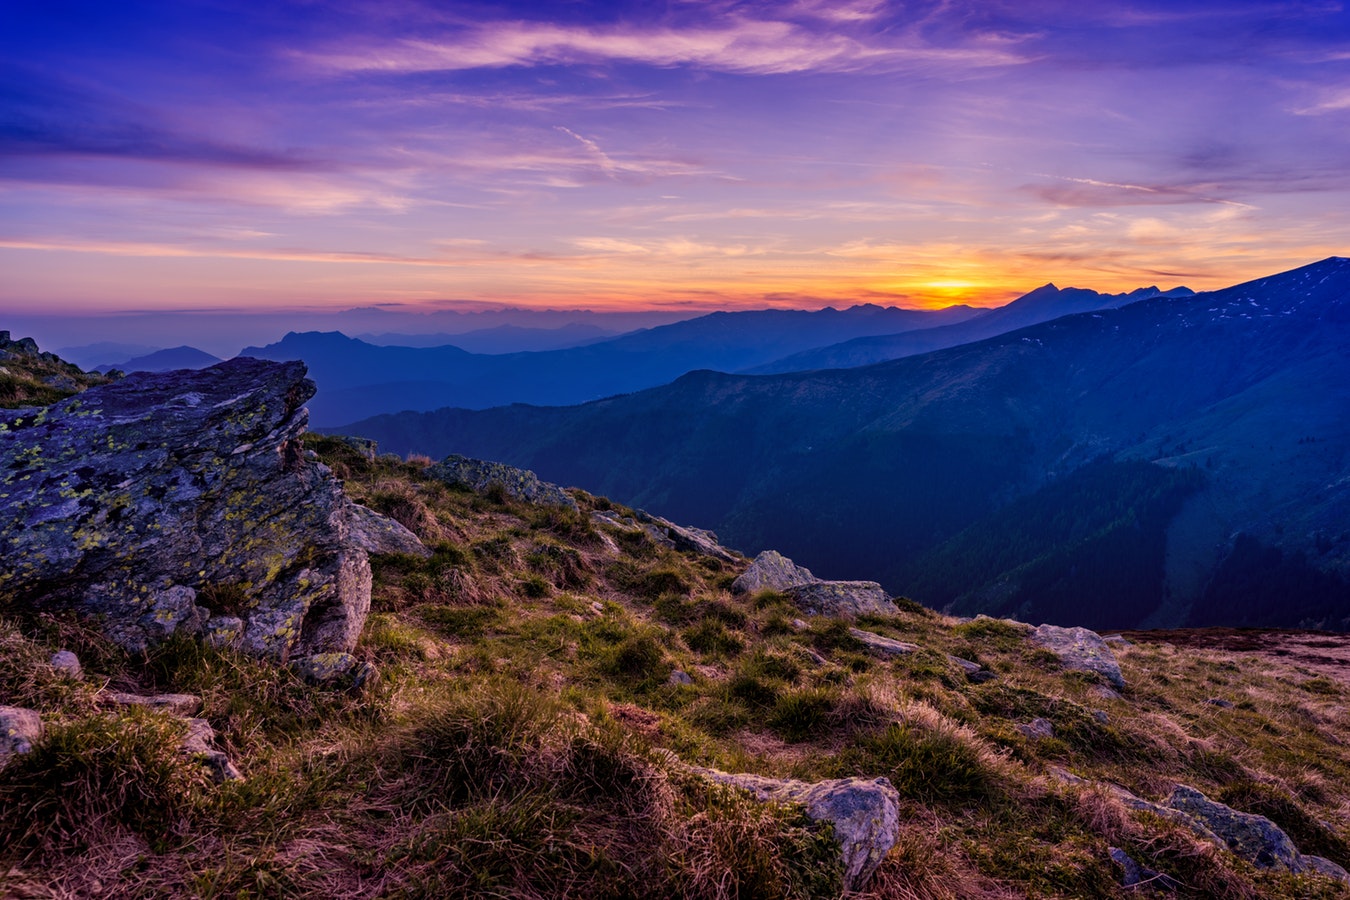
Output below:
[5,0,1350,339]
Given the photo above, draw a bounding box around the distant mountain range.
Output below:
[356,323,618,353]
[750,283,1194,374]
[242,304,980,426]
[336,258,1350,631]
[94,346,222,374]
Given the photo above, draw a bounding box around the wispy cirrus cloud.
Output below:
[299,15,1026,77]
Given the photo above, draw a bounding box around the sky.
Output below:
[3,0,1350,326]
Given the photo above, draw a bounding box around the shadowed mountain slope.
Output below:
[339,258,1350,630]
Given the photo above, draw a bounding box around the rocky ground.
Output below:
[3,352,1350,899]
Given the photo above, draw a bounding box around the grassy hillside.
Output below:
[0,331,116,409]
[4,439,1350,898]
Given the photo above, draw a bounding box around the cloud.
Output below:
[300,16,1026,77]
[0,68,311,171]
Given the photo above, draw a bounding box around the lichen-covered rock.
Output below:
[849,628,919,657]
[731,550,818,594]
[426,454,578,510]
[689,765,900,891]
[786,580,899,619]
[0,358,427,661]
[1030,624,1126,689]
[1164,785,1306,872]
[0,705,42,761]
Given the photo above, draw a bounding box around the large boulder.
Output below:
[1030,624,1126,689]
[688,764,900,892]
[786,580,899,619]
[731,550,817,594]
[0,358,426,662]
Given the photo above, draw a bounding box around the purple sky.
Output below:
[3,0,1348,324]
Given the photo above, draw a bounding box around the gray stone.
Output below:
[633,510,738,562]
[1109,846,1178,891]
[947,655,982,674]
[1093,710,1110,724]
[1204,697,1235,709]
[183,718,242,782]
[731,550,817,595]
[49,650,82,679]
[1103,634,1133,647]
[1164,785,1305,872]
[0,358,427,661]
[108,692,203,716]
[1030,624,1126,689]
[0,706,43,761]
[689,765,900,892]
[1018,717,1055,740]
[849,628,919,657]
[787,580,898,619]
[426,454,578,510]
[668,670,693,686]
[1108,846,1146,887]
[1303,855,1350,884]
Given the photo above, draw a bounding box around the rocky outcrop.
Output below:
[731,550,818,594]
[787,580,898,619]
[731,550,898,619]
[0,358,426,663]
[686,763,900,892]
[426,454,578,510]
[632,510,738,562]
[1030,624,1126,689]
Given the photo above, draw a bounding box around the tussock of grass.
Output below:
[0,708,206,856]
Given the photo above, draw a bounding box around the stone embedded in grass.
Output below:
[48,650,81,679]
[787,581,899,619]
[0,706,43,761]
[731,550,817,594]
[1029,624,1126,689]
[182,718,242,782]
[1017,717,1055,740]
[849,628,919,657]
[107,691,203,717]
[684,762,900,892]
[1165,785,1307,873]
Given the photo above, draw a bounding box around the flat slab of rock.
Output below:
[688,764,900,892]
[732,550,818,594]
[1030,624,1126,689]
[426,455,578,510]
[107,692,203,717]
[787,580,899,619]
[849,628,919,657]
[0,358,426,660]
